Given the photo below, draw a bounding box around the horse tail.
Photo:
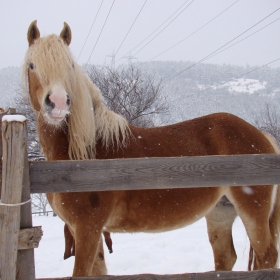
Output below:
[248,131,280,271]
[269,185,280,265]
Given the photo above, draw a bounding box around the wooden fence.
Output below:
[32,211,55,216]
[1,114,280,279]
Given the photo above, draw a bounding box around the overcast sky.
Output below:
[1,0,280,70]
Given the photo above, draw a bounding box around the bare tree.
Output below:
[254,103,280,145]
[14,92,45,161]
[14,91,48,214]
[31,193,50,215]
[87,64,169,127]
[14,65,168,215]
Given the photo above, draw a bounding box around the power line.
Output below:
[106,50,116,68]
[86,0,116,66]
[206,17,280,61]
[119,0,195,67]
[147,0,239,62]
[122,53,138,64]
[184,57,280,98]
[117,0,192,63]
[78,0,104,61]
[164,7,280,82]
[114,0,148,57]
[234,45,280,64]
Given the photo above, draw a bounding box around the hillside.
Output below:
[0,67,21,107]
[1,61,280,126]
[136,61,280,125]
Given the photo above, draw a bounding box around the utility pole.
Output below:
[106,50,116,68]
[123,52,137,64]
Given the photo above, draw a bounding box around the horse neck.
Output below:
[36,114,70,160]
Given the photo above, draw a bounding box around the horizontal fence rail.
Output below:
[30,154,280,193]
[36,268,280,279]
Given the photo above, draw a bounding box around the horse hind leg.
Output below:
[228,185,279,270]
[64,224,75,259]
[205,196,238,270]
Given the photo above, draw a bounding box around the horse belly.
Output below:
[106,187,223,233]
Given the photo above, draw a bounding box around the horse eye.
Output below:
[29,63,34,70]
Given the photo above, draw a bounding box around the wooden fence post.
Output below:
[0,116,30,280]
[0,108,10,195]
[17,120,35,279]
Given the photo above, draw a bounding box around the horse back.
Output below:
[96,112,275,159]
[99,112,276,233]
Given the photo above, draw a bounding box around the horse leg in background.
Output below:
[103,231,113,253]
[64,224,75,259]
[228,185,279,270]
[205,196,238,270]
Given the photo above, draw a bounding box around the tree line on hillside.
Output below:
[136,61,280,89]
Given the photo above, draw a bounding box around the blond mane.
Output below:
[22,34,130,160]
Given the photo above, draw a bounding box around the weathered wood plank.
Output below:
[0,118,27,280]
[37,278,71,280]
[30,154,280,193]
[0,108,19,194]
[36,268,280,279]
[18,226,43,250]
[0,108,10,194]
[16,116,36,280]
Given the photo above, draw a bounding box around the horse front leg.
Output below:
[53,192,115,276]
[91,235,107,275]
[73,225,107,276]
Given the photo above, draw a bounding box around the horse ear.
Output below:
[27,20,40,46]
[60,22,72,46]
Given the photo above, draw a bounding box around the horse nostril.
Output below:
[45,93,55,109]
[66,95,70,106]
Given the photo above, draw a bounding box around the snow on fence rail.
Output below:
[1,114,280,279]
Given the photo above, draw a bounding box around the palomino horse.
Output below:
[23,20,280,276]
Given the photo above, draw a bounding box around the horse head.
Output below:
[25,20,74,125]
[24,20,129,160]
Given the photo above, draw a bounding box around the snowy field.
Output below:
[198,78,268,94]
[34,215,250,278]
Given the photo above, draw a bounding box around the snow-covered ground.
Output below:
[216,78,267,94]
[197,78,268,95]
[33,215,250,278]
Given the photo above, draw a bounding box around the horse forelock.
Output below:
[22,33,130,160]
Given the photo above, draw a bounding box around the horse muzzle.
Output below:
[43,84,70,124]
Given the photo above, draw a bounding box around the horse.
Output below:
[64,225,113,259]
[23,20,280,276]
